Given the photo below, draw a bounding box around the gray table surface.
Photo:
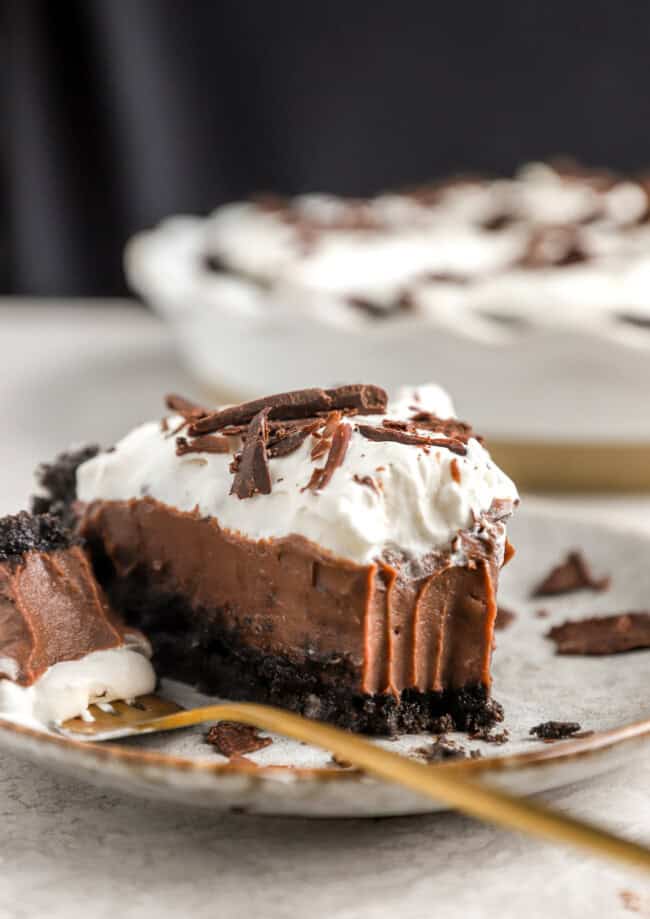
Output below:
[1,300,649,919]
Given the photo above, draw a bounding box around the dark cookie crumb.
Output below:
[32,445,101,526]
[329,754,355,769]
[428,713,455,734]
[469,726,510,744]
[415,736,483,762]
[0,511,77,560]
[414,736,468,762]
[529,721,582,740]
[461,696,504,734]
[206,722,273,758]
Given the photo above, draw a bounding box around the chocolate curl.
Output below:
[306,422,352,491]
[165,394,210,420]
[190,385,387,435]
[230,408,272,499]
[176,435,231,456]
[357,424,467,456]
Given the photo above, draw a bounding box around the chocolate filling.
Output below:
[0,538,137,686]
[78,497,506,734]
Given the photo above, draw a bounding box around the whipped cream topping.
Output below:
[77,385,518,566]
[0,638,155,728]
[204,202,526,307]
[126,160,650,330]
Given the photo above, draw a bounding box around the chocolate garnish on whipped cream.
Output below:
[190,384,387,435]
[230,408,272,499]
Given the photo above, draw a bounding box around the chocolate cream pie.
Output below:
[135,159,650,326]
[36,382,518,734]
[0,512,155,725]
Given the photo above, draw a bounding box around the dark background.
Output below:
[5,1,650,296]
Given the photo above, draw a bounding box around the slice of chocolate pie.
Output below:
[38,382,518,734]
[0,512,155,725]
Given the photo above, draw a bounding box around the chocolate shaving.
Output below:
[166,418,190,438]
[267,420,320,458]
[346,296,394,319]
[220,418,317,439]
[547,612,650,655]
[482,212,515,232]
[176,434,230,456]
[321,410,343,437]
[529,721,582,740]
[190,384,387,435]
[165,393,209,420]
[206,722,272,758]
[357,424,467,455]
[303,468,324,492]
[230,408,272,499]
[305,423,351,491]
[382,419,410,432]
[408,411,479,443]
[520,225,589,268]
[423,271,470,285]
[532,550,610,596]
[353,474,379,494]
[310,411,342,460]
[310,438,330,461]
[203,253,228,273]
[494,606,516,630]
[217,424,248,437]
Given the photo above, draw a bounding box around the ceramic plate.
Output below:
[1,503,649,817]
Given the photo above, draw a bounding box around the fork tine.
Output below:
[60,694,182,737]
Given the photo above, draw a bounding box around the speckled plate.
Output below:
[1,502,649,817]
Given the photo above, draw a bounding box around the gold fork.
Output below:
[58,696,650,873]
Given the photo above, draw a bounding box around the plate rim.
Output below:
[1,710,650,786]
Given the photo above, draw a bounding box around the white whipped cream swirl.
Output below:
[77,384,518,566]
